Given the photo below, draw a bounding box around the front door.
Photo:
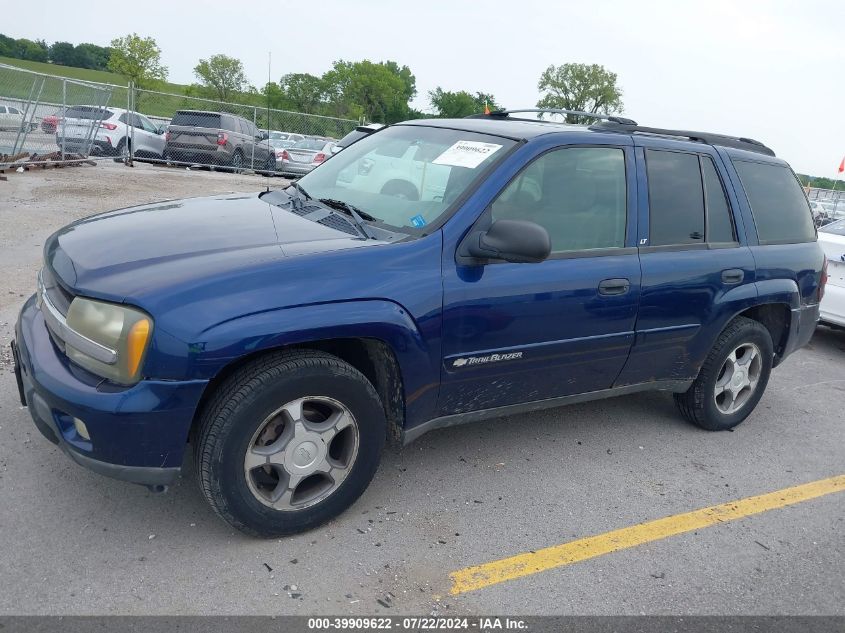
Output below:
[439,144,641,415]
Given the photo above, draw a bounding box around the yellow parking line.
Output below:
[450,474,845,595]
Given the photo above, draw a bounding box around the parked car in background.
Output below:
[332,123,385,153]
[810,200,832,227]
[164,110,275,173]
[0,105,37,132]
[277,137,336,176]
[818,219,845,326]
[270,131,305,143]
[41,109,64,134]
[56,106,166,158]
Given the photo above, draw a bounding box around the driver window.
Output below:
[491,147,627,253]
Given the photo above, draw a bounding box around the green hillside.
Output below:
[0,56,188,91]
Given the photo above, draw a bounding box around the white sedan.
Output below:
[818,218,845,327]
[0,105,36,132]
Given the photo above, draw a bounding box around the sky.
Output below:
[6,0,844,176]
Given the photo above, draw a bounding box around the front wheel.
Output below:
[674,316,773,431]
[194,350,386,537]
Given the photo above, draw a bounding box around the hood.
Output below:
[45,192,375,300]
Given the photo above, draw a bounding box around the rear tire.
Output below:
[194,350,386,537]
[380,180,419,201]
[231,150,244,173]
[674,316,773,431]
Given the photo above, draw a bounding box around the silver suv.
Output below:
[164,110,275,173]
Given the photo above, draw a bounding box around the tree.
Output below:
[15,38,48,62]
[49,42,81,66]
[323,59,413,123]
[536,63,623,123]
[107,34,167,87]
[429,88,501,118]
[76,43,111,70]
[193,54,247,101]
[278,72,326,113]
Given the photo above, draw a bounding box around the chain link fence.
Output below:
[0,63,129,167]
[0,63,358,176]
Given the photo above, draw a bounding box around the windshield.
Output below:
[297,125,515,231]
[270,131,289,140]
[820,219,845,236]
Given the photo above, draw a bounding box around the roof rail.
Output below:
[467,108,638,125]
[590,121,775,157]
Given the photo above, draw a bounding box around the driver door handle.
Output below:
[598,278,630,296]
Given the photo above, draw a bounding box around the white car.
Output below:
[57,105,166,158]
[336,140,451,202]
[0,104,36,132]
[818,218,845,327]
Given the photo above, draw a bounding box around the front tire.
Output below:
[194,350,386,537]
[674,316,773,431]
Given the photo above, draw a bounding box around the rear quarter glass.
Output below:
[733,160,816,244]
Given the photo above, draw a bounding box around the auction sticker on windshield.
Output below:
[433,140,503,168]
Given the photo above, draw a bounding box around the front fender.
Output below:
[187,299,440,426]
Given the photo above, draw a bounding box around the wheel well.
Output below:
[189,338,406,446]
[737,303,790,360]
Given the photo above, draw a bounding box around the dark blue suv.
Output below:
[12,110,826,536]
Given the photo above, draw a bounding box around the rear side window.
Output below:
[646,150,705,245]
[65,106,113,120]
[734,161,816,244]
[171,111,221,128]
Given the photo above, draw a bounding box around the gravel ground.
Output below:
[0,162,843,616]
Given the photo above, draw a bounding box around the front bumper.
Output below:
[13,294,208,487]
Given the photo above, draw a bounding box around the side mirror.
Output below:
[258,131,269,140]
[465,219,551,263]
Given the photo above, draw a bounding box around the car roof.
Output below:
[398,115,778,159]
[399,117,582,141]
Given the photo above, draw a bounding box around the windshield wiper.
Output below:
[318,198,379,239]
[286,182,312,209]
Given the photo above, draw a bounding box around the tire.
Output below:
[194,349,387,537]
[230,150,244,173]
[262,154,276,177]
[115,137,130,158]
[380,179,419,201]
[674,316,773,431]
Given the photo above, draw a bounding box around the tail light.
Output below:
[100,122,117,130]
[819,255,828,301]
[275,150,284,158]
[216,132,228,146]
[164,131,171,141]
[281,150,290,161]
[313,152,326,164]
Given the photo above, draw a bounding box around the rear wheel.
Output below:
[674,317,773,431]
[380,179,419,201]
[231,150,244,173]
[194,350,386,537]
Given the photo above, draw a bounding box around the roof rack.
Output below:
[467,108,639,125]
[589,121,775,157]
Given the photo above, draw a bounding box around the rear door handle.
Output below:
[721,269,744,284]
[598,278,631,296]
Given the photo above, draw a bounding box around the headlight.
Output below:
[65,297,153,385]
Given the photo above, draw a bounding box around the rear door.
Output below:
[615,140,757,386]
[439,142,641,415]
